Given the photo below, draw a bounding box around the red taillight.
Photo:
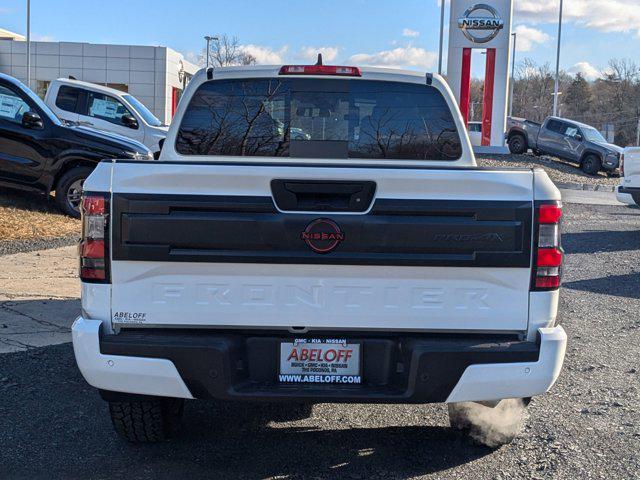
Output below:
[82,196,105,216]
[537,248,562,267]
[278,65,362,77]
[538,204,562,224]
[79,193,109,283]
[535,276,560,289]
[532,202,562,291]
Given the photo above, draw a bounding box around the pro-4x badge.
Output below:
[301,218,344,254]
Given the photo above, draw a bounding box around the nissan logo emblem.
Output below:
[457,4,504,44]
[301,218,345,254]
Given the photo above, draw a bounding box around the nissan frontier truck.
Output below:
[72,63,567,444]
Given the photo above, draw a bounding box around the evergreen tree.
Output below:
[564,73,592,122]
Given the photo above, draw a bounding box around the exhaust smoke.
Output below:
[453,398,528,447]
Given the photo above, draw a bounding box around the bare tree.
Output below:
[511,59,568,123]
[593,59,640,145]
[469,78,484,122]
[197,34,256,67]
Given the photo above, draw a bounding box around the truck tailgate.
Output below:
[108,162,535,332]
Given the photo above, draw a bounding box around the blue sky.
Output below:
[2,0,639,79]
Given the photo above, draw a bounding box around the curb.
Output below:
[554,182,615,192]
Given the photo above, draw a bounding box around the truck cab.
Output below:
[72,64,567,444]
[45,78,168,157]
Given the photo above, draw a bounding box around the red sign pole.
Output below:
[481,48,497,146]
[459,48,472,126]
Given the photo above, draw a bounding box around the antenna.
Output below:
[315,53,323,66]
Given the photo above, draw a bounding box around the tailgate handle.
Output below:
[271,179,376,212]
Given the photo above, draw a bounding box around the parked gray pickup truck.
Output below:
[506,116,622,175]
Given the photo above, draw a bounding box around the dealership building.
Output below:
[0,30,198,124]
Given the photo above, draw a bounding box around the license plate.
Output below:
[279,339,361,384]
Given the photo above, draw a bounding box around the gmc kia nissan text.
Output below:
[72,64,567,444]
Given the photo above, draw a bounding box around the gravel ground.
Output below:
[0,203,639,480]
[0,234,78,257]
[0,187,80,257]
[476,154,619,188]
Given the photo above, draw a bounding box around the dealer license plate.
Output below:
[279,339,361,384]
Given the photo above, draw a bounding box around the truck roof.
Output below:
[545,115,596,130]
[194,64,445,86]
[50,77,129,97]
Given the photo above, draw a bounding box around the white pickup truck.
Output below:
[45,78,168,157]
[72,64,567,444]
[617,147,640,206]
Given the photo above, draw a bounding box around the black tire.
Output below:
[109,397,185,443]
[508,134,527,155]
[54,166,93,218]
[448,399,528,448]
[632,193,640,207]
[581,154,602,175]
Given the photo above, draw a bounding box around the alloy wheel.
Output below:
[66,179,84,213]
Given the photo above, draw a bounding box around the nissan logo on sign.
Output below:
[457,4,504,44]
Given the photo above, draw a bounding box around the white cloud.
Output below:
[349,47,437,70]
[297,46,340,62]
[33,34,55,42]
[513,25,551,52]
[402,28,420,38]
[239,44,288,64]
[568,61,602,80]
[514,0,640,37]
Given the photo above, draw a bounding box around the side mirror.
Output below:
[22,110,43,129]
[574,133,583,142]
[121,114,139,129]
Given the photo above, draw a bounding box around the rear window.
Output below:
[546,119,563,133]
[56,85,81,113]
[175,78,462,160]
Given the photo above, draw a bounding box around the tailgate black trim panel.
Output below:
[112,193,532,267]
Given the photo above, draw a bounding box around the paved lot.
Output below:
[0,200,639,479]
[0,246,78,353]
[559,188,623,206]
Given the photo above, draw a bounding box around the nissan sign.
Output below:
[457,4,504,44]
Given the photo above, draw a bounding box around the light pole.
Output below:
[26,0,31,89]
[204,36,218,68]
[437,0,445,75]
[553,0,563,116]
[509,32,517,117]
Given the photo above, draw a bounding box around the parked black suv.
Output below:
[0,73,152,217]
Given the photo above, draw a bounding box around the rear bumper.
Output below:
[616,185,638,205]
[72,317,566,404]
